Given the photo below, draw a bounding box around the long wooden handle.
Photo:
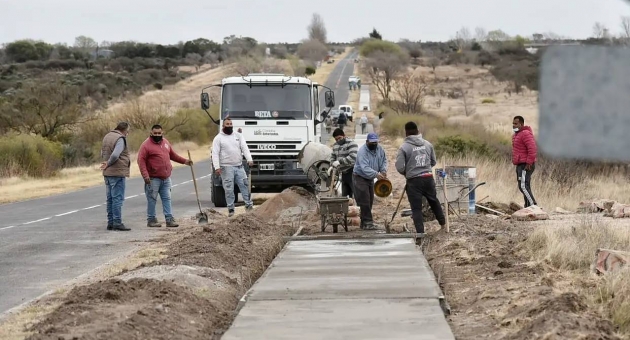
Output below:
[187,150,202,213]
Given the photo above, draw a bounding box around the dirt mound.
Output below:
[423,215,620,340]
[159,213,293,276]
[253,186,315,223]
[27,278,231,340]
[25,207,295,340]
[501,293,618,340]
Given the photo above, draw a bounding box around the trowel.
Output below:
[188,150,208,225]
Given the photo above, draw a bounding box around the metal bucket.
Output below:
[435,166,477,215]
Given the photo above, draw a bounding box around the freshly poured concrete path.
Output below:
[222,238,455,340]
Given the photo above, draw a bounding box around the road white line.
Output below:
[82,205,100,210]
[23,217,51,225]
[55,210,79,217]
[125,195,138,199]
[0,226,16,231]
[182,180,192,184]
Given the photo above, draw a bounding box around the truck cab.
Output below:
[201,73,335,207]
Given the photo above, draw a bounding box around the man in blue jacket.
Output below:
[353,132,388,230]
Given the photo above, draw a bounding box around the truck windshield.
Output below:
[221,84,312,120]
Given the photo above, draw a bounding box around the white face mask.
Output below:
[513,128,519,132]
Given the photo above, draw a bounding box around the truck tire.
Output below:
[211,177,227,208]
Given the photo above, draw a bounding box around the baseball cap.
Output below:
[367,132,379,142]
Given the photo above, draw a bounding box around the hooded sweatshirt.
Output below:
[395,134,436,179]
[211,131,253,170]
[511,126,537,165]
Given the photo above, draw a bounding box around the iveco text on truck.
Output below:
[201,73,335,207]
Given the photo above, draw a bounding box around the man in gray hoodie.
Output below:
[395,121,446,235]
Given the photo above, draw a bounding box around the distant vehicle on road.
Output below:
[338,105,354,120]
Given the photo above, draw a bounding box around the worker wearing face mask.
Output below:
[329,128,358,198]
[211,118,254,217]
[353,133,388,230]
[512,115,538,208]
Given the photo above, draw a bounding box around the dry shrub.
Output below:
[597,268,630,333]
[0,134,63,177]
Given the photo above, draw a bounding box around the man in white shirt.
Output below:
[211,118,254,216]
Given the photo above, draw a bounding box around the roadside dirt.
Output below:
[23,192,297,340]
[423,215,620,340]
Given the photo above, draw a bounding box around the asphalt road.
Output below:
[0,50,359,317]
[320,50,358,141]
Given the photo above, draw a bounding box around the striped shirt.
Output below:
[329,138,358,173]
[353,144,388,180]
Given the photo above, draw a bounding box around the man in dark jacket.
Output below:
[100,122,131,231]
[395,122,445,235]
[336,111,347,130]
[329,128,358,198]
[512,116,538,207]
[137,124,192,228]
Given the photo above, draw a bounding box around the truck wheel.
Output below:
[211,178,227,208]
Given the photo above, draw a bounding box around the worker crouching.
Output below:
[353,133,388,230]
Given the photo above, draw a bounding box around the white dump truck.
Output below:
[201,73,336,207]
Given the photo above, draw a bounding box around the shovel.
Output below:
[187,150,208,225]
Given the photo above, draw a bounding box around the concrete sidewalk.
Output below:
[222,238,455,340]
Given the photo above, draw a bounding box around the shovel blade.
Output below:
[196,212,209,224]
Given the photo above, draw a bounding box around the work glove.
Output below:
[332,160,340,168]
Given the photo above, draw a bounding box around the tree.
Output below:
[362,49,409,101]
[307,13,327,45]
[74,36,97,54]
[369,28,382,40]
[454,27,472,50]
[454,86,475,117]
[297,39,328,63]
[391,73,428,114]
[621,16,630,44]
[593,22,609,39]
[5,40,51,62]
[474,27,487,42]
[532,33,544,41]
[359,39,403,57]
[0,77,89,140]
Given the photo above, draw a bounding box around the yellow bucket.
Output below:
[374,179,393,198]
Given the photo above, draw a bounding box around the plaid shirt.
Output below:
[329,138,358,173]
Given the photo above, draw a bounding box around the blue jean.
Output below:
[105,176,126,225]
[144,177,173,222]
[221,165,252,210]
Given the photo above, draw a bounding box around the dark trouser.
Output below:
[406,176,446,233]
[353,174,374,226]
[516,163,537,207]
[341,171,354,198]
[361,123,367,134]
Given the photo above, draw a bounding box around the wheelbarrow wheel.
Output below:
[332,224,338,233]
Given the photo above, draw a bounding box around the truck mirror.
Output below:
[325,91,335,108]
[201,92,210,110]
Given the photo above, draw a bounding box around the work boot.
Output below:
[166,218,179,228]
[112,223,130,231]
[363,222,379,230]
[107,223,113,230]
[147,218,162,228]
[245,205,254,212]
[228,210,235,217]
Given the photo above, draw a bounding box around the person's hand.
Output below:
[238,128,242,133]
[144,177,151,185]
[185,159,193,166]
[215,168,222,176]
[376,172,386,180]
[332,160,340,168]
[525,163,532,171]
[247,161,254,167]
[99,162,107,170]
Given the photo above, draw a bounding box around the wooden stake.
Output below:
[442,170,450,233]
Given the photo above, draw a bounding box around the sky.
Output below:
[2,0,630,45]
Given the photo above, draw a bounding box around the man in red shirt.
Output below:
[512,116,538,208]
[137,124,192,228]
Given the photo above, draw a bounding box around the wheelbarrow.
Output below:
[318,197,349,233]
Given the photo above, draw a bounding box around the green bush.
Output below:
[481,98,496,104]
[173,108,219,146]
[434,135,494,158]
[0,134,63,177]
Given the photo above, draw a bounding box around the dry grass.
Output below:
[0,297,62,340]
[524,218,630,334]
[0,142,210,204]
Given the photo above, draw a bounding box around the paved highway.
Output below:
[0,50,358,316]
[320,50,358,141]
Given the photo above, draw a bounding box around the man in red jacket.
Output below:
[137,124,192,228]
[512,116,538,208]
